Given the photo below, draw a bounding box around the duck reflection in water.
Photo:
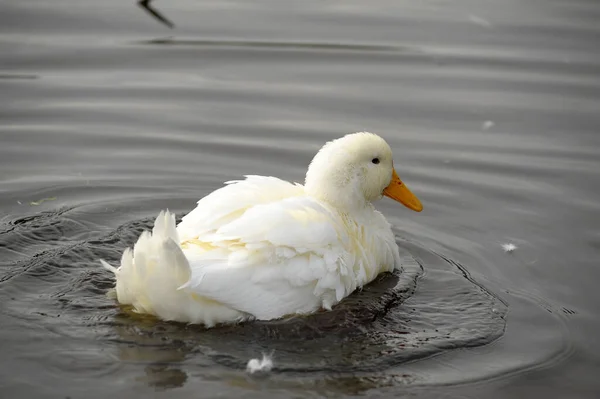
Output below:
[112,318,188,390]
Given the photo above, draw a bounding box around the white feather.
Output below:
[502,243,517,253]
[246,354,273,374]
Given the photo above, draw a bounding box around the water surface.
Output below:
[1,1,600,398]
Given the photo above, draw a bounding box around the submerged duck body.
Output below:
[101,132,422,326]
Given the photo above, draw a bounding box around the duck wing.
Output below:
[177,177,355,320]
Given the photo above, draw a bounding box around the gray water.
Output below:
[1,1,599,398]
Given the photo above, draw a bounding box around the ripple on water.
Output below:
[0,207,518,393]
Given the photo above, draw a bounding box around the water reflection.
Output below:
[137,38,402,52]
[115,324,189,390]
[100,241,507,392]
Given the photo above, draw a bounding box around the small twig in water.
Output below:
[138,0,174,28]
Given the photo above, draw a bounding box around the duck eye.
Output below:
[372,158,380,164]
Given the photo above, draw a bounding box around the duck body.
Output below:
[101,132,422,326]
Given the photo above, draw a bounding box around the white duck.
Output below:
[101,132,422,326]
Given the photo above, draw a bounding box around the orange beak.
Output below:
[383,168,423,212]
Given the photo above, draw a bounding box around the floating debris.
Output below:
[138,0,174,28]
[502,243,517,253]
[246,354,273,375]
[482,120,495,130]
[30,197,57,206]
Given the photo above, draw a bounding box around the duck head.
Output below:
[304,132,423,213]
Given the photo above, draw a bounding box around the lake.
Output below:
[1,0,599,398]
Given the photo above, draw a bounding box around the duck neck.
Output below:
[305,176,371,215]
